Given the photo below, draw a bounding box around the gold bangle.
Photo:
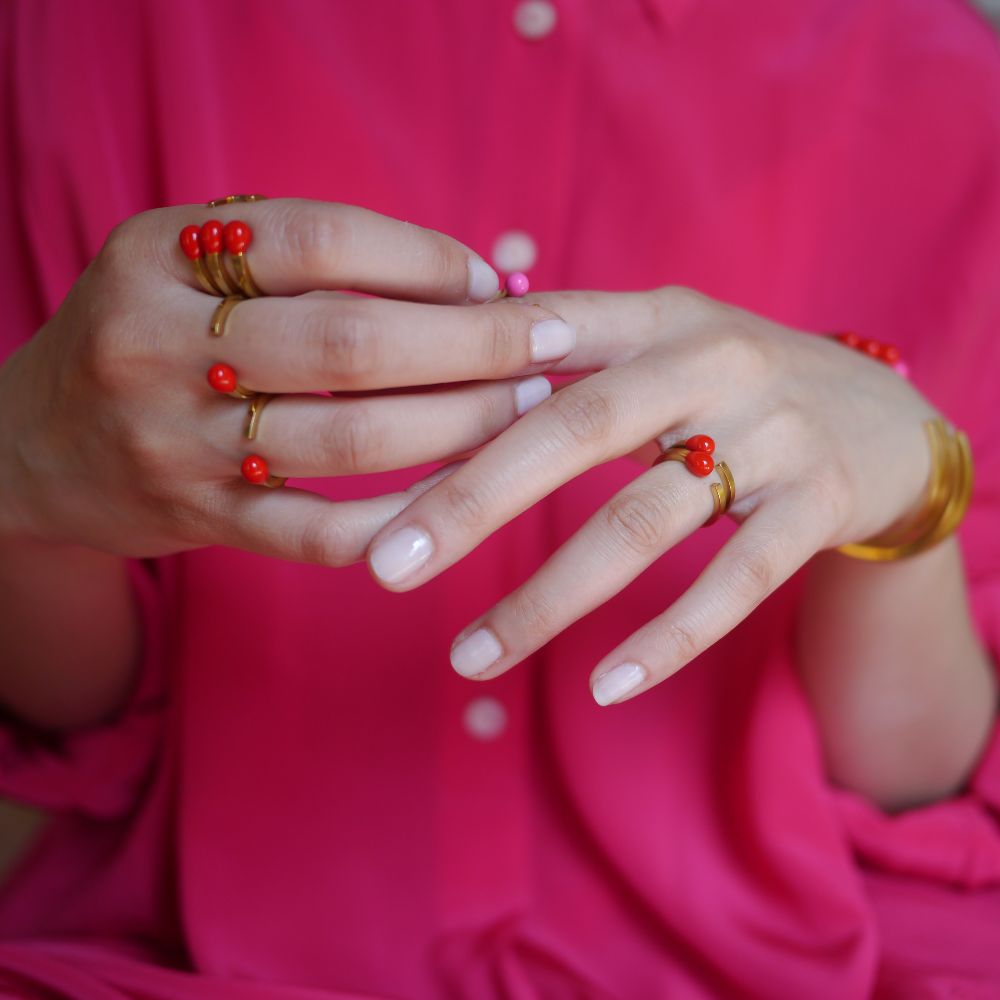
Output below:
[653,445,736,527]
[838,418,973,561]
[244,393,276,441]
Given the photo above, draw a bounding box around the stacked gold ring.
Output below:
[653,442,736,527]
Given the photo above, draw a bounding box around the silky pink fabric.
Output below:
[2,1,1000,997]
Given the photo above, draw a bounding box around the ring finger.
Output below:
[206,375,553,479]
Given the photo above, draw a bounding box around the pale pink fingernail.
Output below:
[515,375,551,416]
[468,258,500,302]
[592,662,646,706]
[530,319,576,362]
[369,526,433,584]
[451,628,504,678]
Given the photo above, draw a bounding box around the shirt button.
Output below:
[513,1,558,40]
[463,697,508,741]
[492,231,538,274]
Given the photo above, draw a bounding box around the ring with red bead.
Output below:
[207,362,255,399]
[832,331,907,378]
[200,220,239,296]
[180,225,224,296]
[241,454,287,489]
[652,434,735,527]
[224,220,262,297]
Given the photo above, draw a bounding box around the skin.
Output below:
[0,206,994,810]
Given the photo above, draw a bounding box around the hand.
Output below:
[365,287,942,702]
[0,199,576,564]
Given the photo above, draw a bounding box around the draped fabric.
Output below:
[1,1,1000,996]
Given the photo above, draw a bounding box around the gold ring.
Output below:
[210,295,244,337]
[653,445,736,527]
[244,393,277,441]
[207,195,268,207]
[230,251,262,298]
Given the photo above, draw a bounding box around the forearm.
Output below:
[796,538,997,812]
[0,535,140,731]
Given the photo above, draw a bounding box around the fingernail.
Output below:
[530,319,576,363]
[468,258,500,302]
[515,375,551,416]
[592,662,647,706]
[369,526,433,584]
[450,627,504,678]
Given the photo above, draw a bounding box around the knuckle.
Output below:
[323,404,383,475]
[603,487,673,557]
[509,583,563,639]
[417,229,464,297]
[438,478,496,533]
[659,618,704,664]
[724,544,779,604]
[479,311,522,374]
[316,304,379,384]
[547,382,619,450]
[298,510,354,567]
[282,204,349,275]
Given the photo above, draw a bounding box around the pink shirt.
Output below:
[2,1,1000,997]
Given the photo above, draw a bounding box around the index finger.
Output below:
[145,199,500,303]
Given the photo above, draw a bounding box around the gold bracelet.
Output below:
[838,418,973,561]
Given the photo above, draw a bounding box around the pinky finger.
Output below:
[214,462,464,567]
[589,501,823,705]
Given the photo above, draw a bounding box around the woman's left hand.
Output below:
[364,288,938,704]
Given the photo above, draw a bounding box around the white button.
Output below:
[513,1,558,40]
[492,231,537,274]
[463,697,508,741]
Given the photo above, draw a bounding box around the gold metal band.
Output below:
[839,418,973,560]
[191,257,224,296]
[230,253,262,298]
[205,252,239,296]
[207,195,268,207]
[210,295,244,337]
[244,393,276,441]
[263,475,288,488]
[653,445,736,527]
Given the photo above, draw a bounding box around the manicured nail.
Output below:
[451,627,504,678]
[369,526,433,584]
[530,319,576,362]
[468,258,500,302]
[592,662,647,706]
[515,375,551,416]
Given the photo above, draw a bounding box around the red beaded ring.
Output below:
[241,454,286,488]
[833,332,908,378]
[200,220,239,296]
[653,435,736,527]
[224,221,262,298]
[180,225,222,296]
[207,363,255,399]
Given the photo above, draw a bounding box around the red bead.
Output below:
[207,363,237,394]
[224,220,252,255]
[685,451,715,477]
[241,455,269,484]
[836,331,861,348]
[879,343,901,364]
[199,220,224,255]
[180,225,202,259]
[860,338,882,358]
[685,434,715,455]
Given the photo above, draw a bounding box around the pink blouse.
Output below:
[2,1,1000,997]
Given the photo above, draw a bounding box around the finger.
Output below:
[364,365,692,590]
[211,376,553,477]
[207,462,466,567]
[195,294,577,391]
[587,502,825,705]
[144,199,500,302]
[447,459,712,679]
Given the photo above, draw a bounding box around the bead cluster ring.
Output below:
[180,195,285,488]
[653,435,735,526]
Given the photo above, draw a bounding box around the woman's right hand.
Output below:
[0,200,574,566]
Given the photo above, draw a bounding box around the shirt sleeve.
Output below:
[0,5,170,822]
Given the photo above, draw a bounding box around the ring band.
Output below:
[210,295,244,337]
[653,441,736,527]
[208,195,268,207]
[244,393,276,441]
